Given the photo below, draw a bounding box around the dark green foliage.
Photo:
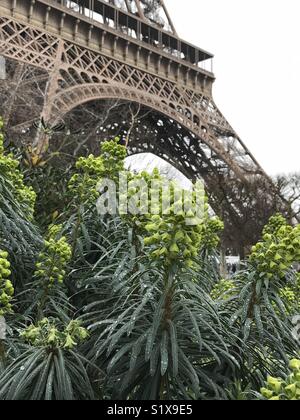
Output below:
[23,164,74,228]
[0,346,99,400]
[0,122,299,400]
[0,122,41,288]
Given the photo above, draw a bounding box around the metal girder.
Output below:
[0,0,293,222]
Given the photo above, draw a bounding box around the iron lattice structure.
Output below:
[0,0,291,225]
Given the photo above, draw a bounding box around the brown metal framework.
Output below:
[0,0,291,223]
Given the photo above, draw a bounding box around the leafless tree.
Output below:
[1,57,298,258]
[275,173,300,221]
[0,59,48,148]
[208,173,299,257]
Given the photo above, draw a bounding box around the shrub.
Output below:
[260,359,300,400]
[0,123,298,400]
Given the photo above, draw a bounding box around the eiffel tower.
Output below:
[0,0,293,232]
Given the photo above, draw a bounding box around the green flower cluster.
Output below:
[260,359,300,400]
[279,287,297,304]
[279,287,299,312]
[263,213,287,236]
[119,168,162,224]
[0,250,14,316]
[34,225,72,286]
[249,215,300,280]
[0,250,15,316]
[68,155,103,204]
[69,173,100,204]
[100,137,127,179]
[278,272,300,314]
[69,138,127,205]
[0,119,36,219]
[211,279,236,301]
[197,217,224,251]
[21,318,89,350]
[141,180,221,267]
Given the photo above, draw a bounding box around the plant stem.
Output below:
[159,374,167,400]
[0,340,6,364]
[159,263,176,399]
[37,284,49,321]
[247,281,258,319]
[71,207,82,259]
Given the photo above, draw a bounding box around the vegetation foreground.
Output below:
[0,119,299,400]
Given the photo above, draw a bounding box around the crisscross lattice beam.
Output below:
[0,0,294,222]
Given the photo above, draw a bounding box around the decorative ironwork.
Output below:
[0,0,294,221]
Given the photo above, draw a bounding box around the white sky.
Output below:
[165,0,300,175]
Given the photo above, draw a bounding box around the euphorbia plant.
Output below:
[34,225,72,288]
[0,250,14,317]
[68,137,127,207]
[66,137,127,259]
[220,214,300,390]
[0,119,41,288]
[0,250,14,364]
[259,359,300,400]
[0,317,96,400]
[0,119,36,220]
[21,224,72,320]
[21,318,89,350]
[249,214,300,280]
[0,119,298,400]
[83,162,240,399]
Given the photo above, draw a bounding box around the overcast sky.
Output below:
[164,0,300,176]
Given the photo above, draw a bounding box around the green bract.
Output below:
[34,225,71,286]
[1,110,299,400]
[68,137,127,205]
[0,119,36,219]
[260,359,300,400]
[119,168,162,224]
[249,214,300,280]
[139,177,223,267]
[21,318,89,350]
[118,167,223,266]
[0,250,14,316]
[198,217,224,251]
[211,279,236,301]
[100,137,127,179]
[279,284,299,315]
